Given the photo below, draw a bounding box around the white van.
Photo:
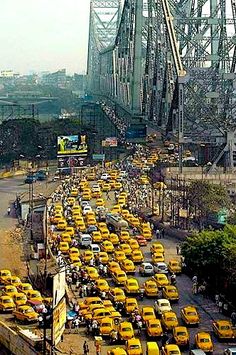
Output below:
[106,213,128,230]
[89,244,100,254]
[79,234,92,247]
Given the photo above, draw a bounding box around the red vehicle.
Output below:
[136,235,147,246]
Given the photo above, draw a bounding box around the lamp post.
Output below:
[38,194,49,291]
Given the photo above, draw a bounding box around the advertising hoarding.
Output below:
[102,137,118,147]
[52,297,66,346]
[57,135,88,156]
[92,154,105,161]
[58,156,85,169]
[52,269,66,308]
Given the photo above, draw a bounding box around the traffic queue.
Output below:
[0,269,52,325]
[48,150,235,355]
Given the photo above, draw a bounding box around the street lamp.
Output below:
[38,193,49,291]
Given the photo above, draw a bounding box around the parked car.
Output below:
[153,262,168,274]
[139,263,154,276]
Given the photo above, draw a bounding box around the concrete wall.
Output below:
[0,322,40,355]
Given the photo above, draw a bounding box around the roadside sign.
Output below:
[92,154,105,161]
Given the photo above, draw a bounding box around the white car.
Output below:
[92,184,101,193]
[100,173,110,180]
[153,262,168,274]
[81,200,90,208]
[154,299,172,316]
[83,206,92,215]
[139,262,154,276]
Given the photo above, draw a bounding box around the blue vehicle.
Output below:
[24,175,37,184]
[36,170,47,181]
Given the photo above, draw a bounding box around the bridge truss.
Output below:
[87,0,236,170]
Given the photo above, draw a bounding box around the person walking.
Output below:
[95,343,101,355]
[176,245,180,255]
[83,341,89,355]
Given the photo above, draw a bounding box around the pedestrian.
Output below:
[106,191,111,200]
[161,228,165,238]
[176,245,180,255]
[73,317,80,332]
[161,332,169,347]
[155,229,160,239]
[95,342,101,355]
[231,311,236,326]
[83,341,89,355]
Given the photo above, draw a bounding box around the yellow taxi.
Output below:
[128,239,140,251]
[65,226,75,236]
[130,250,144,263]
[72,205,81,213]
[125,338,143,355]
[151,242,164,254]
[117,197,126,206]
[118,321,134,341]
[124,298,139,315]
[0,295,15,312]
[5,276,22,287]
[108,287,126,303]
[81,250,94,263]
[13,293,27,306]
[120,259,136,274]
[114,251,126,262]
[92,231,102,243]
[162,285,179,302]
[17,283,33,294]
[87,217,97,226]
[57,219,67,231]
[102,183,111,192]
[85,267,99,280]
[146,342,159,355]
[161,311,178,330]
[128,217,140,228]
[139,176,149,185]
[67,197,75,206]
[51,213,63,224]
[96,251,109,265]
[141,306,156,322]
[152,253,165,264]
[168,260,182,274]
[101,241,114,253]
[144,279,159,297]
[75,220,86,232]
[195,332,213,353]
[119,231,130,243]
[109,180,116,189]
[79,297,103,310]
[108,233,120,245]
[82,192,91,201]
[0,269,11,283]
[72,211,82,220]
[26,290,42,302]
[181,305,200,325]
[121,210,130,219]
[70,188,78,197]
[61,233,71,243]
[79,180,88,189]
[146,319,163,337]
[112,269,128,285]
[142,229,152,241]
[162,344,181,355]
[58,241,69,254]
[212,320,234,340]
[173,326,189,347]
[152,274,169,288]
[100,228,110,240]
[108,261,121,275]
[111,205,121,214]
[124,278,140,295]
[13,305,38,322]
[92,190,102,198]
[95,279,110,293]
[69,247,80,259]
[99,317,115,336]
[107,348,127,355]
[96,198,105,207]
[114,182,122,190]
[3,285,18,297]
[54,204,63,213]
[87,172,96,180]
[119,243,132,257]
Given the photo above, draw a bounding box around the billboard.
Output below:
[126,124,147,141]
[52,297,66,346]
[57,135,88,156]
[53,269,66,308]
[102,137,118,147]
[58,156,85,169]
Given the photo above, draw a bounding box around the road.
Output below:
[56,185,234,355]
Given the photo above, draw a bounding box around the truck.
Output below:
[106,213,128,231]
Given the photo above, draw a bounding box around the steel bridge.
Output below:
[87,0,236,171]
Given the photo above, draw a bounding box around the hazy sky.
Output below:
[0,0,90,74]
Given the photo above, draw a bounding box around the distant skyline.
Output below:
[0,0,90,74]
